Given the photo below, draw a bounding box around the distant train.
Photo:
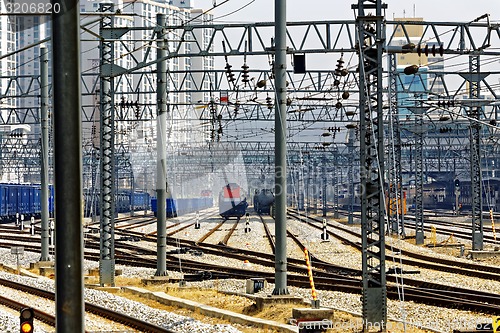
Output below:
[83,190,151,217]
[151,197,213,217]
[419,177,500,211]
[253,189,275,214]
[0,183,54,222]
[219,183,248,219]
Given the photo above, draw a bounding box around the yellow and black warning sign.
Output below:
[493,316,500,333]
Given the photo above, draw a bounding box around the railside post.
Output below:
[273,0,289,295]
[40,46,50,262]
[52,0,84,330]
[155,13,168,276]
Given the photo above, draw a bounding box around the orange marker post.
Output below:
[303,248,318,304]
[490,209,497,241]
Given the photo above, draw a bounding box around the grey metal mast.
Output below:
[387,53,404,236]
[408,106,425,245]
[40,46,50,262]
[354,0,387,329]
[273,0,289,295]
[322,154,327,217]
[464,55,486,250]
[52,0,84,330]
[155,13,168,277]
[99,1,116,286]
[347,129,355,224]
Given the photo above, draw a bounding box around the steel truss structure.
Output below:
[1,2,500,326]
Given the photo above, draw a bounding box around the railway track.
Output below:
[288,209,500,280]
[335,208,500,245]
[0,277,176,333]
[2,211,500,316]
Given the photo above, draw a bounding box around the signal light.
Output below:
[20,308,34,333]
[454,179,460,188]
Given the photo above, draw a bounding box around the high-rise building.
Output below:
[0,1,17,123]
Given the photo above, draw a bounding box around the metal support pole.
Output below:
[347,129,355,224]
[463,55,486,250]
[52,0,84,330]
[273,0,289,295]
[333,154,340,219]
[411,107,425,245]
[322,155,327,217]
[312,160,318,214]
[40,46,50,262]
[387,53,404,236]
[99,2,116,286]
[354,0,387,329]
[155,13,168,276]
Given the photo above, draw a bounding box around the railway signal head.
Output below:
[454,179,460,188]
[20,307,34,333]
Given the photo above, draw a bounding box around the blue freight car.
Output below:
[0,183,54,222]
[151,197,213,217]
[83,190,151,217]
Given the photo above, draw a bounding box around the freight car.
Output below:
[219,183,248,219]
[0,183,54,223]
[151,197,213,217]
[253,189,275,214]
[83,190,151,217]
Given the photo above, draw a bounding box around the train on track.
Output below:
[151,197,213,217]
[0,183,54,222]
[253,189,275,215]
[418,177,500,211]
[83,190,151,217]
[219,183,248,219]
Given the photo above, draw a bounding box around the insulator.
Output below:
[340,69,348,76]
[266,96,273,109]
[321,142,331,147]
[335,101,342,109]
[404,65,419,75]
[342,91,350,100]
[286,97,292,106]
[241,63,249,83]
[345,110,356,117]
[439,115,450,121]
[345,123,357,129]
[225,63,235,82]
[417,44,422,57]
[333,79,340,87]
[490,119,497,126]
[321,132,331,137]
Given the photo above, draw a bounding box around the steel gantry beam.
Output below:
[99,2,116,286]
[354,0,387,329]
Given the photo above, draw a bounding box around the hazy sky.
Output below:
[194,0,500,23]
